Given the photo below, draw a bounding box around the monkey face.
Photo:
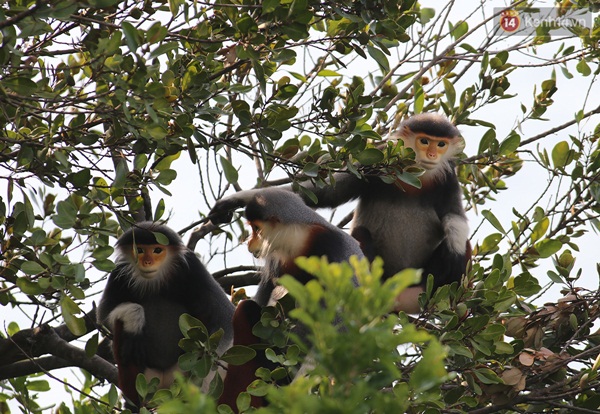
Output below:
[414,135,450,169]
[246,218,312,262]
[247,220,267,258]
[131,244,169,279]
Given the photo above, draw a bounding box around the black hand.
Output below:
[209,197,245,224]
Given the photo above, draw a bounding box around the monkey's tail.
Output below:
[113,319,141,409]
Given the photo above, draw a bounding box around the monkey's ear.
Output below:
[208,197,245,224]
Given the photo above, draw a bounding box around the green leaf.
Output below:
[155,169,177,185]
[450,20,468,40]
[413,80,424,114]
[179,313,209,338]
[60,296,86,336]
[27,380,50,392]
[535,239,562,258]
[316,70,341,77]
[531,217,549,243]
[236,392,251,412]
[153,231,169,245]
[479,233,502,254]
[478,128,497,154]
[409,340,448,392]
[177,352,199,371]
[108,385,119,408]
[396,171,422,189]
[154,198,165,221]
[220,156,239,184]
[367,45,390,72]
[221,345,256,365]
[262,0,279,13]
[237,13,258,34]
[551,141,572,169]
[168,0,183,16]
[16,277,46,295]
[482,210,505,233]
[136,374,148,399]
[112,161,127,189]
[420,8,435,24]
[85,333,99,358]
[576,59,591,76]
[355,148,384,165]
[52,200,78,229]
[247,379,270,397]
[92,246,114,261]
[499,132,521,155]
[21,261,45,275]
[473,368,503,384]
[2,77,38,95]
[121,22,139,53]
[302,162,320,178]
[92,259,115,272]
[147,22,168,45]
[479,324,506,341]
[88,0,120,6]
[443,78,456,107]
[231,100,252,126]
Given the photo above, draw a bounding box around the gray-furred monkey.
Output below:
[295,113,471,313]
[97,221,234,408]
[210,113,470,314]
[210,187,364,305]
[210,187,364,411]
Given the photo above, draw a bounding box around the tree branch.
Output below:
[35,324,118,384]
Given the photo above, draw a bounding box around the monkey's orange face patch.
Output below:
[246,220,266,258]
[133,244,168,278]
[414,135,450,168]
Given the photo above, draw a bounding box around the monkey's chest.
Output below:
[142,298,187,369]
[354,197,443,276]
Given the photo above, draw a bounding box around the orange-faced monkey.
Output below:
[97,221,234,408]
[296,113,471,313]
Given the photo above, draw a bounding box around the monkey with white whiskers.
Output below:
[296,113,471,313]
[97,221,234,408]
[210,187,364,306]
[210,188,364,411]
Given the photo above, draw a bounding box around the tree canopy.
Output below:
[1,0,600,413]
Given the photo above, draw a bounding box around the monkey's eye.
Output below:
[136,247,144,254]
[419,138,429,145]
[153,247,163,254]
[438,141,447,148]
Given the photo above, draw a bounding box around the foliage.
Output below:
[1,0,600,412]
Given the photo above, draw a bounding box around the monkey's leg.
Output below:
[113,319,142,409]
[219,300,268,412]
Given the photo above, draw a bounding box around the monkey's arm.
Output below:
[295,172,369,208]
[423,171,470,289]
[97,266,133,325]
[209,189,263,224]
[179,251,235,353]
[98,268,147,368]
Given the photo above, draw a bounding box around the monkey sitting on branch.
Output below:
[209,188,365,411]
[291,113,472,313]
[97,221,235,408]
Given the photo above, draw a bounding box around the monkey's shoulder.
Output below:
[307,225,363,260]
